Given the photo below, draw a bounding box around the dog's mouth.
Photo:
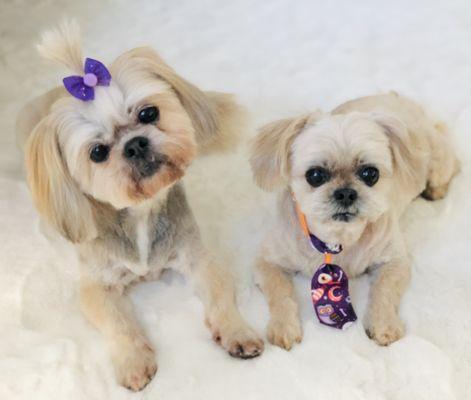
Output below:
[130,153,167,180]
[332,211,358,222]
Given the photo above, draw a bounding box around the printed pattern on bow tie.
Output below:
[311,262,357,330]
[63,58,111,101]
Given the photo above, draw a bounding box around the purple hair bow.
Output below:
[63,58,111,101]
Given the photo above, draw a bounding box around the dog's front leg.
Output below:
[191,253,264,359]
[79,279,157,391]
[366,257,411,346]
[256,257,303,350]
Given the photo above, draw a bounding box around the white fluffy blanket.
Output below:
[1,1,470,399]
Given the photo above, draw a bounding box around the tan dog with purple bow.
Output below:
[17,22,263,391]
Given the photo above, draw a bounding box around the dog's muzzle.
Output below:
[123,136,163,178]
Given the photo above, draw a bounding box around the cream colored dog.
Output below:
[18,22,263,391]
[250,93,458,349]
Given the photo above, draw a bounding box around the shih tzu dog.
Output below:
[17,22,263,391]
[250,92,459,349]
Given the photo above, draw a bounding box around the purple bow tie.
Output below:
[292,196,357,330]
[309,234,357,330]
[63,58,111,101]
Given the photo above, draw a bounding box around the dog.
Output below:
[249,92,459,349]
[18,22,263,391]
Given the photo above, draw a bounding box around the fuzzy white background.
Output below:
[1,1,470,399]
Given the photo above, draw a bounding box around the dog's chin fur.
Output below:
[310,216,368,246]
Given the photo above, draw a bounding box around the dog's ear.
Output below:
[120,47,239,153]
[16,87,66,151]
[372,112,426,189]
[25,117,97,243]
[250,113,316,191]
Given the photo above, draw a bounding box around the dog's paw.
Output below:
[366,316,405,346]
[210,321,264,359]
[111,337,157,391]
[267,316,303,350]
[227,334,264,359]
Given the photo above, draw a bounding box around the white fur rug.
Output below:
[1,1,470,399]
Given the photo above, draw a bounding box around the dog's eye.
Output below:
[138,106,159,124]
[90,144,110,163]
[357,166,379,186]
[306,167,330,187]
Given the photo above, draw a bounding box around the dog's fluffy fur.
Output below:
[19,21,263,391]
[250,92,459,349]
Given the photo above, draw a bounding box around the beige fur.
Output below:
[20,21,262,391]
[16,87,66,151]
[256,258,303,349]
[79,279,157,391]
[115,47,243,154]
[250,113,314,190]
[250,92,459,349]
[25,117,97,243]
[37,20,83,73]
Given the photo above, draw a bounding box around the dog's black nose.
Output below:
[124,136,149,159]
[333,187,358,207]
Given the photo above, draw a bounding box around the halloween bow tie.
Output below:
[63,58,111,101]
[293,196,357,330]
